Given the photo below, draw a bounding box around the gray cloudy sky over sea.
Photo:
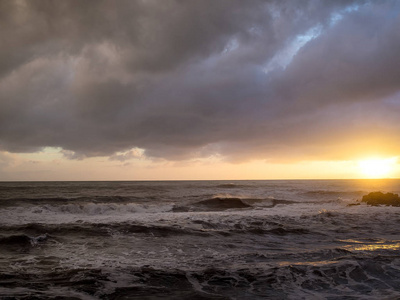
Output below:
[0,0,399,180]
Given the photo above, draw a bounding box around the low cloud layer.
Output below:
[0,0,399,162]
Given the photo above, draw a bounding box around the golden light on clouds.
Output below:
[357,157,398,179]
[0,2,400,181]
[3,147,399,180]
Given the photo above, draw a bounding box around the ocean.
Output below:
[1,180,400,299]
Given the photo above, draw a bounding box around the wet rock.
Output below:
[361,192,400,206]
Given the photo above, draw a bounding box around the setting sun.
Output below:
[358,157,397,179]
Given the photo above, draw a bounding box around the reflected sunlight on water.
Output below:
[341,240,400,251]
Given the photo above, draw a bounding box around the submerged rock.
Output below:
[361,192,400,206]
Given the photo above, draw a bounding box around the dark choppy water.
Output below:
[1,180,400,299]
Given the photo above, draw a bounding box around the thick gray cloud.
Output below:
[0,0,399,162]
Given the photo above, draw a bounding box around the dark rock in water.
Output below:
[361,192,400,206]
[194,197,252,210]
[173,197,252,212]
[192,198,251,211]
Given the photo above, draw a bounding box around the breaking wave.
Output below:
[23,202,174,215]
[173,196,297,212]
[0,195,141,207]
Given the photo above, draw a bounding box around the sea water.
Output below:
[1,180,400,299]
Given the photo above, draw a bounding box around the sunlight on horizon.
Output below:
[1,148,400,181]
[357,157,398,179]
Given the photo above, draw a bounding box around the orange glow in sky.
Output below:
[0,148,399,181]
[357,157,398,179]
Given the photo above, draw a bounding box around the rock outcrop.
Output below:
[361,192,400,206]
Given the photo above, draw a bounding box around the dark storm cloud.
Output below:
[0,0,399,161]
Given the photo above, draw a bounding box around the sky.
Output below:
[1,0,400,181]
